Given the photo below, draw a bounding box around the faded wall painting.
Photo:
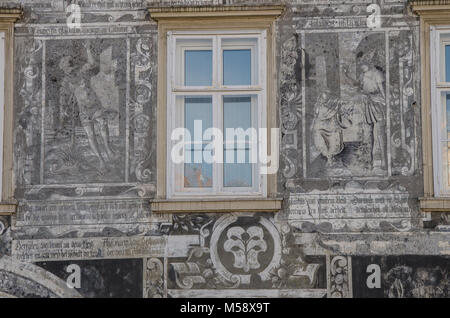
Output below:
[306,32,388,178]
[15,32,156,195]
[276,2,421,234]
[352,256,450,298]
[44,39,127,184]
[167,214,327,298]
[11,4,158,238]
[1,0,447,300]
[278,3,419,185]
[37,258,143,298]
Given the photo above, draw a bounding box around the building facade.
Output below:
[0,0,448,298]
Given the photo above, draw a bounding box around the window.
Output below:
[167,31,266,198]
[0,32,4,200]
[149,6,283,212]
[431,27,450,196]
[412,1,450,212]
[0,9,21,215]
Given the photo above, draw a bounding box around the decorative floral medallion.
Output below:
[210,214,282,285]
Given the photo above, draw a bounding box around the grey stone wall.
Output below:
[0,0,448,298]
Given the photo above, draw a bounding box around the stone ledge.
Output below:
[419,197,450,212]
[150,198,282,213]
[410,0,450,6]
[410,0,450,15]
[0,203,17,215]
[149,5,284,20]
[0,8,22,22]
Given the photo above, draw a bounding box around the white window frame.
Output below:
[430,26,450,196]
[166,29,267,199]
[0,32,4,200]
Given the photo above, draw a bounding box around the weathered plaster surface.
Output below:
[0,0,447,298]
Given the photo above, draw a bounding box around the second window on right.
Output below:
[431,26,450,196]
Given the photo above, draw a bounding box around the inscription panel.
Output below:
[12,235,200,262]
[13,236,167,262]
[15,200,151,227]
[288,192,412,219]
[283,191,414,232]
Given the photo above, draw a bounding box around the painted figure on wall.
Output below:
[343,58,387,170]
[312,90,351,166]
[59,41,118,171]
[44,38,126,184]
[306,32,389,178]
[385,265,449,298]
[91,46,120,137]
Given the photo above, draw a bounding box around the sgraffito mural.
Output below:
[37,258,143,298]
[306,32,388,178]
[44,39,127,184]
[0,0,447,298]
[167,214,326,297]
[276,1,421,234]
[15,34,156,191]
[278,19,419,182]
[352,256,450,298]
[12,13,158,239]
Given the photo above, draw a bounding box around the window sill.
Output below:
[151,198,282,213]
[419,197,450,212]
[0,202,17,215]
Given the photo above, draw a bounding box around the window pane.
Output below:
[441,93,450,192]
[223,96,253,187]
[224,96,251,132]
[442,141,450,189]
[0,34,4,198]
[223,49,251,85]
[185,50,212,86]
[184,97,212,188]
[446,45,450,82]
[224,150,252,187]
[184,161,213,188]
[447,93,450,134]
[185,97,212,136]
[447,141,450,187]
